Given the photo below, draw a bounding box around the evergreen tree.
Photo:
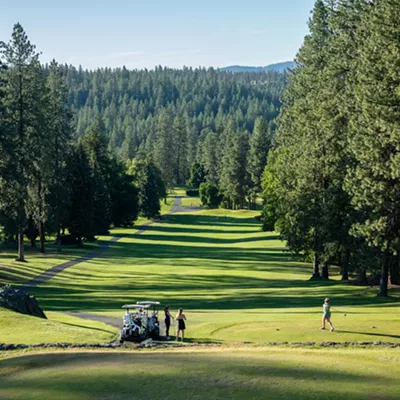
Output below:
[247,116,270,209]
[173,114,188,184]
[219,125,250,209]
[202,131,219,184]
[66,144,94,246]
[127,157,165,219]
[345,0,400,296]
[0,23,43,261]
[154,109,175,189]
[45,60,72,252]
[81,117,112,236]
[199,182,222,209]
[266,0,334,278]
[107,158,139,227]
[187,163,205,189]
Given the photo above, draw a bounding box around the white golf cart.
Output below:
[119,301,160,343]
[137,301,160,340]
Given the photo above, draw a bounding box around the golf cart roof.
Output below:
[122,304,151,309]
[136,301,160,306]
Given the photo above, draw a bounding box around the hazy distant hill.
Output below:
[221,61,296,73]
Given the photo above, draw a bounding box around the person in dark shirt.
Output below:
[164,305,174,339]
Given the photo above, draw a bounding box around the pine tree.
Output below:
[266,0,333,278]
[173,114,188,184]
[345,0,400,296]
[45,60,72,252]
[202,131,219,184]
[0,23,44,261]
[67,144,94,246]
[220,125,250,209]
[154,109,175,189]
[127,157,165,219]
[81,117,112,236]
[247,117,270,209]
[187,163,205,189]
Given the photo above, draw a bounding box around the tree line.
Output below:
[0,24,166,261]
[0,24,283,261]
[262,0,400,296]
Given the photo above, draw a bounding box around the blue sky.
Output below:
[1,0,316,70]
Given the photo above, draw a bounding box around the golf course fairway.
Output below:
[1,197,400,400]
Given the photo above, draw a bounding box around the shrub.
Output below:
[186,189,199,197]
[199,183,222,208]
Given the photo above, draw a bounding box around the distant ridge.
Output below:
[221,61,295,73]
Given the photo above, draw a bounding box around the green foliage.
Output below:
[219,121,250,209]
[0,23,45,260]
[263,0,400,294]
[127,157,165,219]
[106,158,138,227]
[261,150,279,231]
[247,116,271,208]
[187,163,205,189]
[154,109,175,189]
[199,182,222,208]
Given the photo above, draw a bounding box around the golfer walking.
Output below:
[320,297,334,331]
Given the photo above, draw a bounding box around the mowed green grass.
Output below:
[1,347,399,400]
[0,308,118,344]
[1,206,398,344]
[180,196,202,207]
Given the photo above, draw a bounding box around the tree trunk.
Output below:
[311,253,321,279]
[357,268,368,285]
[30,236,36,248]
[16,231,26,262]
[377,256,390,297]
[56,228,62,253]
[39,221,45,253]
[322,262,329,280]
[341,248,350,281]
[389,254,400,285]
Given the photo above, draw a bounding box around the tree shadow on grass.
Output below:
[142,225,261,235]
[29,272,400,313]
[338,330,400,340]
[106,241,291,262]
[122,233,278,245]
[166,213,261,228]
[0,352,398,400]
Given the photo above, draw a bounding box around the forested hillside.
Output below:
[62,65,285,167]
[0,23,286,261]
[221,61,296,73]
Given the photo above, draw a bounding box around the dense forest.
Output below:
[62,64,285,189]
[1,0,398,298]
[0,24,285,261]
[262,0,400,296]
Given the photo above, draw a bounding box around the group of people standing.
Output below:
[164,306,186,341]
[162,299,334,342]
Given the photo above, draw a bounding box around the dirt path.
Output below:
[64,312,122,329]
[20,235,122,291]
[64,312,169,334]
[21,196,200,330]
